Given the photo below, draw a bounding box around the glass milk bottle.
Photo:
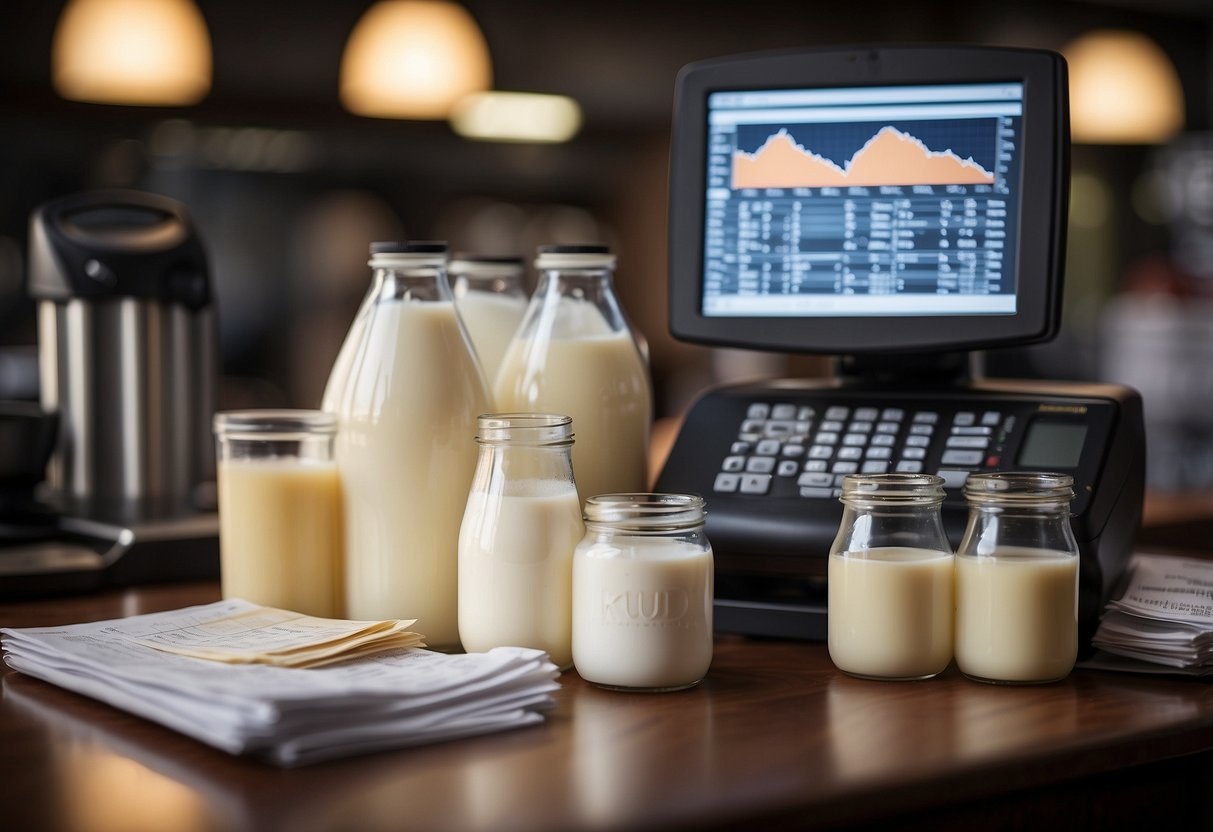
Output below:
[325,241,491,648]
[827,473,954,681]
[214,410,342,618]
[955,472,1080,684]
[493,245,652,504]
[458,413,584,668]
[449,254,528,386]
[572,493,714,691]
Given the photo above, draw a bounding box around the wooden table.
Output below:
[4,565,1213,832]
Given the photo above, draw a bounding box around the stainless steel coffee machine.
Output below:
[0,190,220,595]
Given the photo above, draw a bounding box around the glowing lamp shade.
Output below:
[450,92,582,143]
[340,1,492,120]
[52,0,212,106]
[1063,29,1185,145]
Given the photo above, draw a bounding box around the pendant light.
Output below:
[52,0,212,106]
[340,0,492,120]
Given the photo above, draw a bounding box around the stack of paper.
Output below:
[1088,552,1213,676]
[1,599,560,765]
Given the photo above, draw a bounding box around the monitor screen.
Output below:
[669,47,1067,355]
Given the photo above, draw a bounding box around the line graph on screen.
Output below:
[732,123,996,189]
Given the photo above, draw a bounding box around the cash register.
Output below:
[654,45,1145,649]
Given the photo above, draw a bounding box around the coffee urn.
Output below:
[28,190,218,524]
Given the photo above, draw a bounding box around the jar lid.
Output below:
[840,473,946,506]
[583,493,705,530]
[214,410,336,439]
[476,413,573,445]
[964,472,1075,505]
[535,243,615,271]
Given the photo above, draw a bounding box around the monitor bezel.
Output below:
[668,45,1069,355]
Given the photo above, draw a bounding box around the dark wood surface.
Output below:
[3,572,1213,832]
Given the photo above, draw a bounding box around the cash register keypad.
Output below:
[712,402,1005,498]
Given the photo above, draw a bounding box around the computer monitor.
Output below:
[667,45,1068,356]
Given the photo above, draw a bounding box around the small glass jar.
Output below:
[827,474,953,681]
[449,254,528,385]
[955,472,1079,685]
[213,410,343,618]
[572,493,713,691]
[458,413,584,669]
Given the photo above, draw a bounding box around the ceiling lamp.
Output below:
[52,0,212,106]
[450,92,582,143]
[1063,29,1185,145]
[340,1,492,120]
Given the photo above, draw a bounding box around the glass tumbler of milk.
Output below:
[955,472,1079,685]
[572,493,713,692]
[449,254,528,386]
[214,410,343,618]
[828,474,954,681]
[458,413,584,669]
[493,244,652,506]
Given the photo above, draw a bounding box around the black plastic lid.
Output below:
[536,244,610,255]
[369,241,448,254]
[451,253,523,264]
[27,190,210,309]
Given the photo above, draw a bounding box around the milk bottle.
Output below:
[827,474,954,680]
[449,254,528,386]
[325,242,491,648]
[458,414,583,668]
[493,245,652,504]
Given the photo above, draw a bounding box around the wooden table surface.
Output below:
[3,574,1213,832]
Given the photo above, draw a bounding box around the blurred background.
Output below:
[1,0,1212,503]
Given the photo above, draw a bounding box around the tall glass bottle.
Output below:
[493,244,652,504]
[458,413,583,668]
[449,254,528,386]
[324,241,490,648]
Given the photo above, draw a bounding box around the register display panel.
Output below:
[702,83,1024,318]
[667,46,1068,354]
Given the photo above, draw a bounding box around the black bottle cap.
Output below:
[369,241,448,255]
[536,244,610,255]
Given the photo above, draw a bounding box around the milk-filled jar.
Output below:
[955,472,1079,685]
[572,493,713,691]
[458,413,583,668]
[828,474,954,681]
[493,245,652,504]
[325,241,491,648]
[449,254,528,386]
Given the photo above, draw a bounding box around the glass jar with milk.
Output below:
[458,413,584,668]
[572,493,713,691]
[955,472,1079,684]
[828,473,954,681]
[214,410,342,618]
[449,254,528,386]
[493,245,652,505]
[323,241,491,649]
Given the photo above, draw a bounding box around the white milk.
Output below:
[828,547,954,679]
[955,548,1078,683]
[494,309,651,503]
[458,480,584,668]
[217,459,343,618]
[454,291,527,386]
[334,300,490,647]
[572,538,714,689]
